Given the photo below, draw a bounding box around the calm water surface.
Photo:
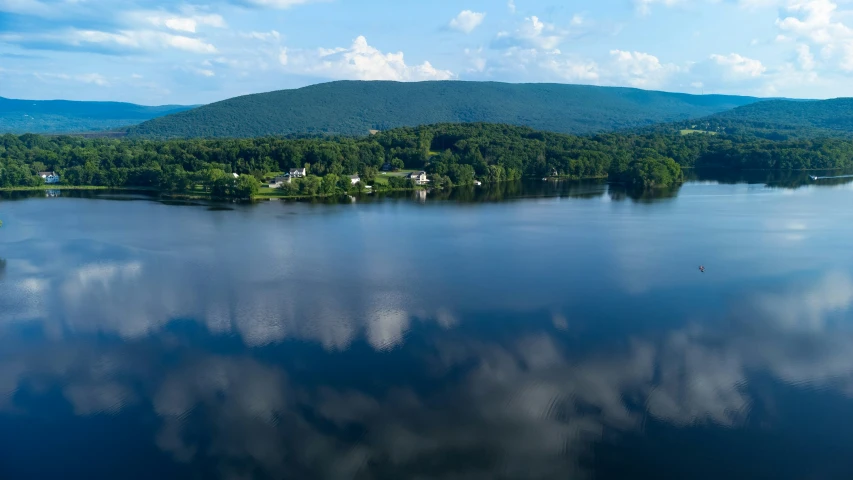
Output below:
[2,179,853,479]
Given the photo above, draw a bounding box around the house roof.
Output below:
[38,171,57,176]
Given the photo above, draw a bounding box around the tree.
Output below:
[617,156,683,189]
[234,175,260,198]
[321,174,340,196]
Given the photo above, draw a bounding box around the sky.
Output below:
[0,0,851,105]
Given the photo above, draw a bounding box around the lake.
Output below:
[2,177,853,479]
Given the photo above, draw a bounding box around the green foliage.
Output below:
[127,81,760,138]
[0,97,194,134]
[612,155,683,189]
[655,98,853,140]
[3,122,853,199]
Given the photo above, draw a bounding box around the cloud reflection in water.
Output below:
[1,271,852,478]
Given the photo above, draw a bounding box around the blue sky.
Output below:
[0,0,849,104]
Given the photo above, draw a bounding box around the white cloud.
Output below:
[797,43,816,69]
[776,0,850,44]
[449,10,486,34]
[241,30,282,42]
[0,0,53,16]
[609,49,678,88]
[75,73,110,86]
[508,0,516,13]
[635,0,681,16]
[776,0,853,71]
[493,16,563,50]
[145,13,226,33]
[709,52,766,78]
[282,36,454,81]
[238,0,322,8]
[541,55,600,82]
[570,14,584,26]
[70,29,218,54]
[739,0,785,8]
[36,72,110,86]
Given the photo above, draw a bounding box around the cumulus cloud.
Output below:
[797,43,816,69]
[492,16,563,50]
[609,49,678,88]
[776,0,850,44]
[709,52,766,78]
[775,0,853,71]
[449,10,486,33]
[282,36,454,81]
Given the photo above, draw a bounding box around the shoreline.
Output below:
[0,184,432,201]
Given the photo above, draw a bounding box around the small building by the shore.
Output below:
[269,175,290,189]
[408,171,429,185]
[39,171,60,184]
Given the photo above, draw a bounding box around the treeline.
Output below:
[2,123,853,198]
[645,98,853,140]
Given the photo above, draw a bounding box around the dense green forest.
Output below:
[0,97,194,134]
[127,81,761,139]
[653,98,853,139]
[3,123,853,199]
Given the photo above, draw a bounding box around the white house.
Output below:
[39,171,60,184]
[349,174,361,185]
[232,172,239,178]
[408,171,429,185]
[290,168,307,178]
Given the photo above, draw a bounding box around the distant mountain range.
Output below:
[0,97,195,134]
[661,98,853,139]
[126,81,763,139]
[12,82,853,141]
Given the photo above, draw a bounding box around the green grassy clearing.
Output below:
[381,169,417,178]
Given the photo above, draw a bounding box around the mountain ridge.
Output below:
[126,80,766,139]
[0,97,195,134]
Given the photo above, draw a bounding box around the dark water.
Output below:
[2,178,853,479]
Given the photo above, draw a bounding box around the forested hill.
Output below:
[657,98,853,139]
[0,97,195,134]
[127,81,762,139]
